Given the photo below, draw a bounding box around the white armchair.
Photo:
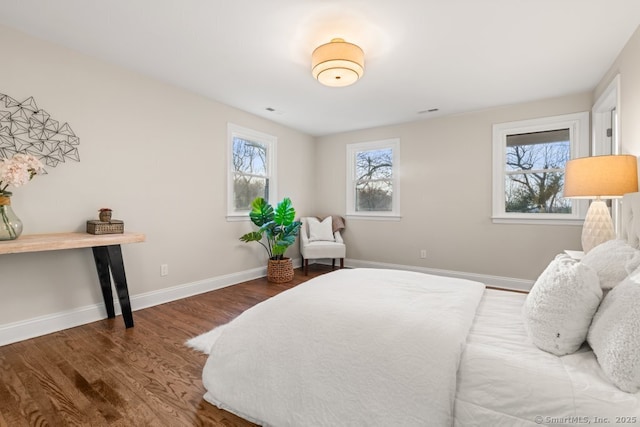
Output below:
[299,216,346,275]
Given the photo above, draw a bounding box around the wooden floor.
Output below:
[0,265,335,426]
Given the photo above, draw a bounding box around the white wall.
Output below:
[0,25,315,326]
[315,94,591,281]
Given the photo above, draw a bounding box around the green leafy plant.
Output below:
[239,197,302,260]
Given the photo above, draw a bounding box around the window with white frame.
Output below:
[227,123,276,220]
[492,112,589,224]
[346,139,400,219]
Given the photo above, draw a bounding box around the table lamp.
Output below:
[564,154,638,252]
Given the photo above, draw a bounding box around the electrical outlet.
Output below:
[160,264,169,276]
[420,249,427,259]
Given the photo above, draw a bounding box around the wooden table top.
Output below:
[0,232,146,255]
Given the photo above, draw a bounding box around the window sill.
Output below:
[226,214,250,222]
[491,216,584,226]
[346,214,401,221]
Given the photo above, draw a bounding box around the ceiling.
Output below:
[0,0,639,137]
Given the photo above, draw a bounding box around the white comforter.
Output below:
[193,268,485,426]
[455,290,640,426]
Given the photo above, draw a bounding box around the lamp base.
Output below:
[582,200,615,253]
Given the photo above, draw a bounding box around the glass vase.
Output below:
[0,194,23,241]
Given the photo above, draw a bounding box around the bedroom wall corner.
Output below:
[0,24,315,338]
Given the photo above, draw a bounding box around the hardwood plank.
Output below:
[0,265,335,425]
[17,340,111,425]
[0,357,32,427]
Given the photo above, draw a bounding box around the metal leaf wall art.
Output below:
[0,93,80,170]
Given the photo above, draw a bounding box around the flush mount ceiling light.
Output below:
[311,38,364,87]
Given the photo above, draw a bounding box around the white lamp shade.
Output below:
[564,154,638,199]
[312,38,364,87]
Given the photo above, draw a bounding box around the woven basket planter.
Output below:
[267,258,294,283]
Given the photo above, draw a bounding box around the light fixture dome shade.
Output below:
[312,38,364,87]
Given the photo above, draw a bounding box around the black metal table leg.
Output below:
[106,244,134,328]
[92,244,134,328]
[92,246,115,319]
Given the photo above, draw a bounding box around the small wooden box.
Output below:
[86,220,124,235]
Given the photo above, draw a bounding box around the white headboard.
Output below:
[621,192,640,249]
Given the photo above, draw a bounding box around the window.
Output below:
[492,112,589,224]
[227,123,276,220]
[346,139,400,219]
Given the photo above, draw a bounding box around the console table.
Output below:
[0,232,145,328]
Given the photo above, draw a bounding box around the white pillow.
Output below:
[588,275,640,393]
[523,254,602,356]
[581,239,640,290]
[307,217,335,242]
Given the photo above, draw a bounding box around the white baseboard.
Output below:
[315,258,534,292]
[130,265,268,312]
[0,257,526,346]
[0,304,115,348]
[0,258,302,347]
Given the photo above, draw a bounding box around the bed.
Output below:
[188,192,640,426]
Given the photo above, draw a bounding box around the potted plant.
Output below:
[240,197,302,283]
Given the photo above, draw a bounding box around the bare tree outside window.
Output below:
[492,112,588,223]
[355,148,393,211]
[233,137,268,211]
[505,129,571,213]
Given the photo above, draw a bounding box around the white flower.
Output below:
[0,154,44,194]
[12,153,44,177]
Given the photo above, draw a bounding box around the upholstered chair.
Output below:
[299,216,346,275]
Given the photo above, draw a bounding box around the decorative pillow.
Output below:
[523,254,602,356]
[581,239,640,290]
[588,274,640,393]
[307,217,335,242]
